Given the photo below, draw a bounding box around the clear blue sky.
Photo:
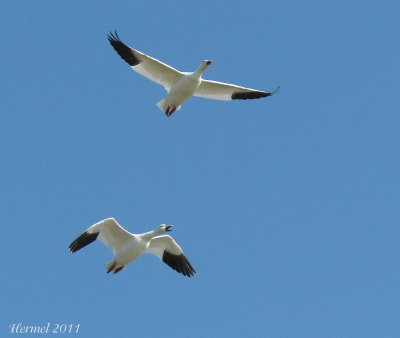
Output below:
[1,1,399,337]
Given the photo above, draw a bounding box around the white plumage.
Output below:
[108,31,278,116]
[69,218,195,277]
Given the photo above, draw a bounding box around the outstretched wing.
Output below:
[107,31,182,91]
[68,218,132,254]
[146,235,196,277]
[195,79,279,101]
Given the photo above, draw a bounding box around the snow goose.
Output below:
[68,218,195,277]
[107,31,279,116]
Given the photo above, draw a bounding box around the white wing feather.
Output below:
[131,52,183,91]
[88,218,132,253]
[194,80,250,100]
[108,32,182,91]
[146,235,183,258]
[195,79,276,101]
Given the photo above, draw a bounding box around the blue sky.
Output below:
[1,1,399,337]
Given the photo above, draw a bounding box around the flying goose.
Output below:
[107,31,279,116]
[68,218,195,277]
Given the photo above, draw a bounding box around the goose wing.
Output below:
[68,218,132,254]
[195,79,279,101]
[107,31,182,91]
[146,235,196,277]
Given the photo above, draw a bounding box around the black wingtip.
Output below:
[231,86,281,100]
[107,30,141,67]
[107,30,119,41]
[162,251,196,277]
[68,231,99,253]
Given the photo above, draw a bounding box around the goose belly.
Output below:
[116,242,146,265]
[168,76,200,104]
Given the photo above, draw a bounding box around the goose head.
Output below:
[160,224,173,232]
[195,60,213,74]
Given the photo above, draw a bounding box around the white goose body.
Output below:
[159,67,205,115]
[111,234,145,267]
[69,218,195,277]
[108,31,278,117]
